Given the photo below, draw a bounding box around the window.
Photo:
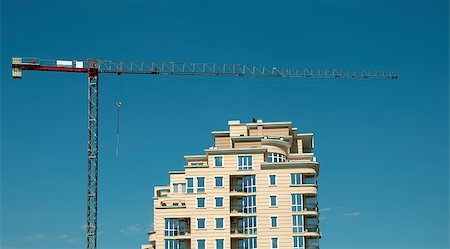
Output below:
[293,236,305,249]
[270,216,278,228]
[243,175,256,193]
[197,177,205,193]
[238,155,253,170]
[306,238,319,249]
[270,195,278,207]
[197,197,205,208]
[172,183,179,193]
[215,197,224,208]
[180,183,186,193]
[197,218,205,229]
[305,196,318,211]
[164,219,178,236]
[269,175,277,186]
[214,156,223,167]
[243,195,257,213]
[197,239,206,249]
[291,173,302,185]
[238,237,257,249]
[304,175,316,185]
[271,238,278,249]
[215,217,224,229]
[243,216,257,234]
[214,176,224,187]
[292,194,303,212]
[186,178,194,193]
[306,217,319,232]
[267,152,286,163]
[165,239,184,249]
[292,215,304,233]
[215,239,224,249]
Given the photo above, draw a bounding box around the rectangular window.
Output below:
[243,175,256,193]
[215,239,224,249]
[269,175,277,186]
[181,183,186,193]
[293,236,305,249]
[304,175,316,185]
[197,218,205,229]
[165,239,180,249]
[197,197,205,208]
[306,217,319,232]
[306,238,319,249]
[268,152,286,163]
[305,196,318,211]
[197,177,205,193]
[172,183,179,193]
[271,238,278,249]
[270,195,278,207]
[291,173,302,185]
[243,195,257,213]
[214,176,224,187]
[270,216,278,228]
[215,197,224,208]
[197,239,206,249]
[243,216,257,234]
[292,215,304,233]
[292,194,303,212]
[164,219,178,236]
[186,178,194,193]
[214,156,223,167]
[238,155,253,170]
[215,217,224,229]
[239,237,258,249]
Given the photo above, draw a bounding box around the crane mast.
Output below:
[11,57,398,249]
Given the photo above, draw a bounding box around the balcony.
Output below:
[230,196,256,215]
[156,199,186,209]
[164,218,191,238]
[230,217,257,237]
[230,175,256,194]
[304,195,318,212]
[231,237,258,249]
[260,161,320,174]
[154,186,170,198]
[304,217,320,234]
[164,239,191,249]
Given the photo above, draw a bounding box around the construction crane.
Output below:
[11,57,398,249]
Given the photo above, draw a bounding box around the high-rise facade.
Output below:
[142,119,320,249]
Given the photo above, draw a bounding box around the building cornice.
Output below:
[261,161,320,175]
[184,155,207,161]
[184,164,209,168]
[169,171,185,174]
[231,136,292,143]
[205,147,267,155]
[246,121,292,128]
[261,138,291,150]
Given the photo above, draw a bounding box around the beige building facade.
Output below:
[142,119,320,249]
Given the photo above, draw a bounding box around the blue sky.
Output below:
[1,0,448,249]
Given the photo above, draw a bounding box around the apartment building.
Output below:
[141,119,320,249]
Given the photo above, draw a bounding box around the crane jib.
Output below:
[10,56,398,249]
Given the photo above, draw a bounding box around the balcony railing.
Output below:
[305,225,319,233]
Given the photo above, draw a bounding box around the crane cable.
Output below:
[116,101,121,158]
[115,79,122,159]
